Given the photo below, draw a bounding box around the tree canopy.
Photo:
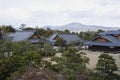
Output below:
[96,54,119,80]
[54,39,66,47]
[51,48,89,80]
[0,25,16,33]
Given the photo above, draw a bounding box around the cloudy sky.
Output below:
[0,0,120,28]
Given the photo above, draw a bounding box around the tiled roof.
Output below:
[8,31,35,42]
[85,36,120,47]
[101,35,120,46]
[100,30,120,35]
[84,41,116,47]
[49,33,82,44]
[49,34,57,42]
[59,34,82,44]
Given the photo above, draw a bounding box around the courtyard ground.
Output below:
[42,50,120,75]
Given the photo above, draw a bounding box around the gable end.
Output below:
[29,33,40,39]
[53,35,62,40]
[93,36,110,42]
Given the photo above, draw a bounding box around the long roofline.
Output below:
[84,30,120,47]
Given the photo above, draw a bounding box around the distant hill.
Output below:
[43,22,120,32]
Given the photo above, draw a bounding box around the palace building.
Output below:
[84,30,120,52]
[4,30,41,44]
[48,33,82,46]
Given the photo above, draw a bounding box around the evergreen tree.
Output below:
[55,39,66,47]
[51,48,89,80]
[0,25,15,33]
[96,54,119,80]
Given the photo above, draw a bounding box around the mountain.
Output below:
[43,22,120,32]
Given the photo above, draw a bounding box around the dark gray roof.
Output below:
[7,31,35,42]
[85,30,120,47]
[100,30,120,35]
[102,35,120,45]
[49,34,82,44]
[49,34,57,42]
[84,35,120,47]
[84,41,116,47]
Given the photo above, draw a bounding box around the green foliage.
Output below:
[11,41,39,55]
[36,28,53,38]
[40,61,54,70]
[64,29,70,34]
[0,41,43,80]
[0,25,15,40]
[55,39,66,47]
[0,41,12,58]
[97,29,104,33]
[96,54,119,80]
[90,76,103,80]
[40,44,55,57]
[78,31,96,41]
[23,27,34,30]
[0,30,2,39]
[0,27,109,80]
[78,30,104,41]
[0,59,9,80]
[19,24,26,30]
[51,48,89,80]
[88,70,104,80]
[0,25,16,33]
[25,50,41,66]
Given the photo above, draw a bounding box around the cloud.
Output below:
[0,8,31,20]
[0,0,120,27]
[67,10,95,18]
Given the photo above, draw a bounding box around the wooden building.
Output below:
[48,33,82,46]
[84,30,120,52]
[4,30,41,44]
